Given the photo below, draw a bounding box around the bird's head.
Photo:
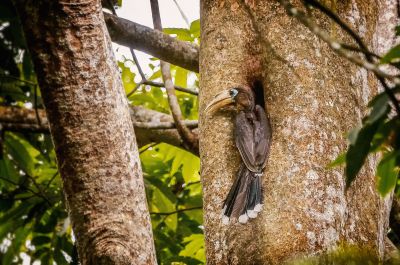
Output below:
[205,86,255,115]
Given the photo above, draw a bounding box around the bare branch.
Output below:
[150,206,202,216]
[150,0,199,154]
[279,1,397,81]
[172,0,190,27]
[0,106,199,155]
[104,13,199,72]
[142,80,198,95]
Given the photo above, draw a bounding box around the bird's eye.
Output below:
[229,88,238,98]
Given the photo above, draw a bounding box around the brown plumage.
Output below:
[206,86,272,224]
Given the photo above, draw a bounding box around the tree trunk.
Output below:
[199,0,396,264]
[13,0,157,264]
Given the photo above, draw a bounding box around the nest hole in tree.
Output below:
[252,80,265,109]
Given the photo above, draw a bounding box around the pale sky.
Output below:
[113,0,200,76]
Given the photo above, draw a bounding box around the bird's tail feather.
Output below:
[222,164,263,224]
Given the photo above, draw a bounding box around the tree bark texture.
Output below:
[0,106,199,154]
[12,0,157,264]
[199,0,396,264]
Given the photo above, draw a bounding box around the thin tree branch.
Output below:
[107,1,147,81]
[25,173,52,206]
[0,74,37,85]
[143,80,198,95]
[301,0,400,116]
[150,206,202,216]
[303,0,369,53]
[139,142,158,154]
[278,0,400,115]
[172,0,190,27]
[150,0,199,153]
[33,84,42,126]
[104,13,199,72]
[0,175,51,205]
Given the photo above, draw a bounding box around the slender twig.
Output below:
[108,0,146,80]
[25,173,52,206]
[126,73,198,97]
[150,0,198,153]
[126,81,143,97]
[0,74,37,86]
[303,0,369,53]
[172,0,190,27]
[143,80,198,95]
[107,1,197,98]
[182,180,201,187]
[34,84,41,126]
[130,49,146,80]
[340,43,381,60]
[301,0,400,115]
[150,206,202,216]
[0,176,51,205]
[139,142,158,154]
[45,171,59,190]
[279,0,400,115]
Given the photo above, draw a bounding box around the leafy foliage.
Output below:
[331,37,400,196]
[0,1,203,263]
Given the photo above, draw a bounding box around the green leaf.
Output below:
[381,44,400,64]
[2,226,31,265]
[53,248,69,265]
[345,119,382,187]
[5,132,40,176]
[377,151,400,196]
[152,187,177,231]
[31,235,52,246]
[0,155,21,186]
[190,19,200,38]
[0,198,14,212]
[366,93,389,124]
[163,28,193,41]
[179,234,205,262]
[328,153,346,168]
[175,67,188,88]
[348,127,361,146]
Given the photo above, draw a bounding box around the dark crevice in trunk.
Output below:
[252,80,265,109]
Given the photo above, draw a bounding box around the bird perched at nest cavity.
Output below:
[205,85,272,224]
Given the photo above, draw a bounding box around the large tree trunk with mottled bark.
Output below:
[199,0,397,264]
[13,0,157,264]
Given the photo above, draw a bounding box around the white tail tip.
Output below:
[222,215,230,225]
[247,210,258,218]
[254,204,263,212]
[238,214,249,224]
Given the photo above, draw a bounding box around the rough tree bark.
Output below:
[199,0,396,264]
[12,0,157,264]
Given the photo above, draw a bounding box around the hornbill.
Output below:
[205,86,272,224]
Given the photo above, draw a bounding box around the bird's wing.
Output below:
[235,112,257,172]
[254,105,272,169]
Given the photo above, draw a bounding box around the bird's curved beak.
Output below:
[205,90,234,115]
